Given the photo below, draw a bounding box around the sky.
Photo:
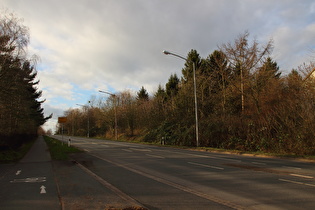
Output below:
[1,0,315,132]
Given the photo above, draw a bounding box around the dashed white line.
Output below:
[282,166,301,170]
[290,174,314,179]
[146,154,165,159]
[101,145,109,147]
[251,162,266,165]
[279,179,315,188]
[130,148,152,152]
[122,149,133,152]
[187,153,241,162]
[188,162,224,170]
[91,154,243,209]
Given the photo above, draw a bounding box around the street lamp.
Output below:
[163,50,199,147]
[99,90,118,140]
[76,101,90,138]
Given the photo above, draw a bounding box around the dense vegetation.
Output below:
[59,32,315,156]
[0,12,51,149]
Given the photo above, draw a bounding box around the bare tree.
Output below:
[0,10,29,57]
[220,31,273,113]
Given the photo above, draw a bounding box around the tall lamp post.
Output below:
[163,50,199,147]
[76,101,90,138]
[99,90,118,140]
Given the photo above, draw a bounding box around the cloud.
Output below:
[1,0,315,131]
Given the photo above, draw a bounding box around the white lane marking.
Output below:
[10,177,46,183]
[91,154,243,209]
[251,162,266,165]
[189,154,209,158]
[76,161,144,208]
[15,170,21,175]
[130,148,152,152]
[282,166,301,170]
[146,154,165,159]
[122,149,133,152]
[187,153,241,162]
[290,174,314,179]
[40,185,46,194]
[188,162,224,170]
[101,145,109,147]
[279,179,315,188]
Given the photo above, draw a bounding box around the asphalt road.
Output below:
[0,136,60,210]
[53,135,315,210]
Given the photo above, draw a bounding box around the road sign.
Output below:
[58,117,67,123]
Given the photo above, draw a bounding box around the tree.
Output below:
[137,86,149,101]
[166,74,180,98]
[0,12,50,148]
[0,11,29,57]
[181,49,202,83]
[250,57,281,113]
[203,50,231,114]
[220,31,273,113]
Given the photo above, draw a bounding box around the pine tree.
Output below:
[166,74,179,98]
[137,86,149,101]
[0,13,51,148]
[181,49,202,83]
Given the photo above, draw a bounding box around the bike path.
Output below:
[0,136,61,210]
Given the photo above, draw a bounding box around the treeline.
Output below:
[59,32,315,155]
[0,12,51,149]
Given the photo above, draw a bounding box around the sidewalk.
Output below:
[20,135,52,163]
[0,136,61,210]
[1,135,141,209]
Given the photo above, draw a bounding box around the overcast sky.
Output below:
[1,0,315,132]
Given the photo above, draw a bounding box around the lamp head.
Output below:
[163,50,171,55]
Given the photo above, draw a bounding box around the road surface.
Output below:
[53,135,315,209]
[0,136,60,210]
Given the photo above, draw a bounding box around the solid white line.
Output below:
[146,154,165,159]
[279,179,315,188]
[75,161,144,208]
[188,162,224,170]
[91,154,243,209]
[290,174,314,179]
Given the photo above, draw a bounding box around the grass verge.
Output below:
[0,139,36,163]
[44,135,82,160]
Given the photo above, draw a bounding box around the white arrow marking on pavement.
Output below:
[40,185,46,194]
[15,170,21,175]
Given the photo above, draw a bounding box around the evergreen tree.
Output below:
[137,86,149,101]
[181,49,202,83]
[0,13,51,148]
[166,74,179,98]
